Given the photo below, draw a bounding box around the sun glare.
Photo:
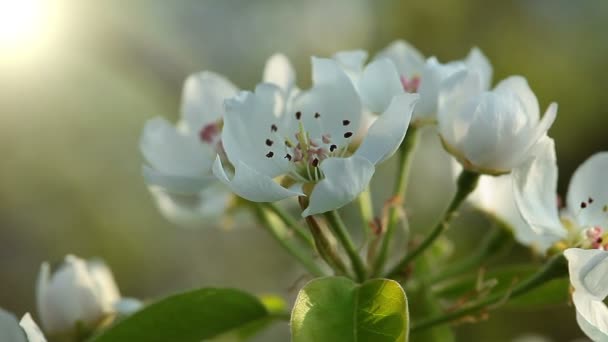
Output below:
[0,0,57,59]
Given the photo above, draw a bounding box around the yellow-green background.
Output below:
[1,1,606,340]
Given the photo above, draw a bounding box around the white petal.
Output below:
[565,248,608,301]
[508,102,558,168]
[140,117,214,177]
[113,298,143,316]
[374,40,425,78]
[358,58,404,113]
[222,83,289,178]
[355,93,418,165]
[290,58,362,148]
[0,308,27,342]
[213,156,303,202]
[302,156,375,217]
[263,53,296,95]
[36,262,54,333]
[416,57,467,118]
[465,47,493,90]
[471,172,558,252]
[438,69,484,148]
[142,166,215,195]
[87,261,120,311]
[493,76,540,122]
[19,314,46,342]
[180,71,238,135]
[147,183,231,225]
[512,137,567,239]
[333,50,369,73]
[566,152,608,228]
[572,292,608,341]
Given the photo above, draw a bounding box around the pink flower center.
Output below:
[400,75,420,93]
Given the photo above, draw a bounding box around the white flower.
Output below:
[439,72,557,174]
[213,57,418,216]
[513,139,608,340]
[376,40,492,124]
[36,255,123,334]
[140,54,296,224]
[0,309,46,342]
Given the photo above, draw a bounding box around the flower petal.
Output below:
[358,58,404,114]
[87,261,120,311]
[566,152,608,228]
[374,40,425,78]
[512,137,567,239]
[180,71,238,135]
[19,314,46,342]
[140,117,214,177]
[263,53,296,95]
[0,308,27,342]
[565,248,608,301]
[355,93,418,165]
[290,57,362,148]
[333,50,369,73]
[465,47,493,91]
[147,183,231,225]
[213,156,303,202]
[572,291,608,340]
[493,76,540,122]
[222,83,289,178]
[302,156,375,216]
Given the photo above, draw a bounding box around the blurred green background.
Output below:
[0,0,606,340]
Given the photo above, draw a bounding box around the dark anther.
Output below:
[266,151,274,158]
[314,112,321,118]
[285,154,292,161]
[589,197,594,204]
[581,202,588,209]
[598,237,604,243]
[342,120,350,126]
[344,132,353,138]
[330,144,337,152]
[265,139,273,146]
[312,158,319,167]
[296,111,302,120]
[271,124,278,132]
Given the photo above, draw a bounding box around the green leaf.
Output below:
[91,288,277,342]
[432,264,569,309]
[291,277,409,342]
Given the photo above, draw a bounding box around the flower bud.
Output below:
[36,255,120,335]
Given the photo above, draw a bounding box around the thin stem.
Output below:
[252,204,325,277]
[357,188,374,244]
[371,125,419,277]
[386,169,479,278]
[430,218,514,283]
[411,253,568,332]
[324,210,367,282]
[265,202,315,248]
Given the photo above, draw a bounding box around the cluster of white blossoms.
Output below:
[1,255,138,342]
[137,39,605,340]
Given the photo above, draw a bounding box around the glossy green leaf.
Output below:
[91,288,276,342]
[291,277,409,342]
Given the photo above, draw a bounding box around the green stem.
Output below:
[430,219,513,283]
[265,202,315,248]
[386,169,479,278]
[357,188,374,244]
[411,253,568,332]
[371,125,419,277]
[324,210,367,282]
[252,204,325,277]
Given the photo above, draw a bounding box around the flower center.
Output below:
[400,75,420,93]
[566,196,608,250]
[199,121,226,158]
[263,111,354,183]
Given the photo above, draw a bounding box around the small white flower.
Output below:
[376,40,492,124]
[439,72,557,174]
[140,54,296,225]
[213,57,418,216]
[513,139,608,340]
[0,309,46,342]
[36,255,123,334]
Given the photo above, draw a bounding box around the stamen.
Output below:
[295,111,302,120]
[266,151,274,158]
[314,112,321,119]
[589,197,594,204]
[271,124,278,132]
[330,144,337,152]
[342,120,350,126]
[581,202,587,209]
[344,132,353,138]
[265,139,274,146]
[322,134,331,144]
[285,154,292,161]
[199,123,220,144]
[311,158,319,167]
